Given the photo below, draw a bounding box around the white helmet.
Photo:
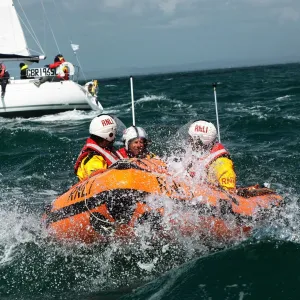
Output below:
[122,126,148,150]
[89,114,117,142]
[188,120,217,145]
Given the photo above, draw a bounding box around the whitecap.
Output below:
[275,95,292,101]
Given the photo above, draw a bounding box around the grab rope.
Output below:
[83,178,116,236]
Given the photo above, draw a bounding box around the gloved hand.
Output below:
[44,64,49,68]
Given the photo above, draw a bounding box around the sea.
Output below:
[0,63,300,300]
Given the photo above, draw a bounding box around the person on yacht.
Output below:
[118,126,156,159]
[0,63,10,99]
[19,63,34,80]
[74,114,123,181]
[187,120,236,191]
[34,54,69,87]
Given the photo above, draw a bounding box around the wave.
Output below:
[275,95,293,101]
[0,110,97,124]
[135,94,169,103]
[31,110,98,122]
[1,64,300,299]
[122,240,300,300]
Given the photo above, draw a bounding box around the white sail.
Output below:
[0,0,30,56]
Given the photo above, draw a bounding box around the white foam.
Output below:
[103,102,131,114]
[275,95,292,101]
[0,208,43,266]
[137,257,158,272]
[285,115,300,120]
[136,94,168,103]
[30,110,98,122]
[134,94,186,111]
[226,105,268,120]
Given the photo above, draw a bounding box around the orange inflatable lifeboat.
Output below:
[42,158,283,244]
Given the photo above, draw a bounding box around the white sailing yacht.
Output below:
[0,0,103,118]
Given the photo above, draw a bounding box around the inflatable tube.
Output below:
[42,159,283,243]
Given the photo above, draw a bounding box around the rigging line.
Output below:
[40,0,60,54]
[51,0,73,43]
[52,0,87,81]
[16,0,45,54]
[27,47,43,55]
[18,16,42,53]
[74,51,87,81]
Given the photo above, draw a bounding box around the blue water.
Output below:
[0,63,300,299]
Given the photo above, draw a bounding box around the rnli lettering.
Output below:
[101,118,114,126]
[221,177,236,185]
[68,181,92,201]
[156,177,193,199]
[195,125,208,133]
[156,177,166,194]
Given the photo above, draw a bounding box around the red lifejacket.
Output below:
[201,143,230,168]
[189,143,230,177]
[49,59,68,79]
[116,147,156,159]
[0,64,6,78]
[49,61,63,69]
[117,147,129,158]
[74,137,123,173]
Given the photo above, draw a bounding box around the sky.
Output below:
[14,0,300,78]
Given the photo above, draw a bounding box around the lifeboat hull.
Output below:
[43,159,283,244]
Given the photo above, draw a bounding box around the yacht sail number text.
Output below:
[26,68,56,78]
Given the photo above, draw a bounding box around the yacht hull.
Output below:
[0,79,103,118]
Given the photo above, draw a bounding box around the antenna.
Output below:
[213,83,221,142]
[130,76,136,126]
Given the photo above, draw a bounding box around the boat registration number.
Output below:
[26,68,56,77]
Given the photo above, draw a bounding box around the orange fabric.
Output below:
[43,158,283,243]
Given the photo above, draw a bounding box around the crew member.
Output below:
[19,63,34,80]
[187,120,236,191]
[74,114,123,181]
[118,126,155,159]
[0,63,10,99]
[34,54,69,87]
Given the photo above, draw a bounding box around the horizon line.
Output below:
[81,60,300,81]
